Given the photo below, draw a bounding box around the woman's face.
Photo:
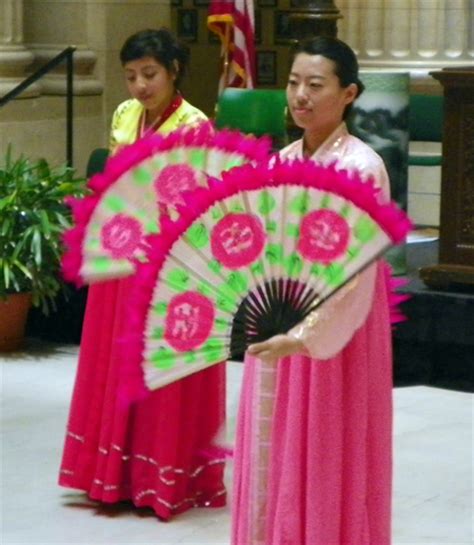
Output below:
[286,53,357,134]
[124,56,176,112]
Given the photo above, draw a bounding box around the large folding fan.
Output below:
[122,158,412,398]
[62,122,271,285]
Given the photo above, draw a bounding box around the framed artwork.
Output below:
[256,50,277,85]
[258,0,277,6]
[254,10,262,44]
[177,9,198,42]
[274,10,293,44]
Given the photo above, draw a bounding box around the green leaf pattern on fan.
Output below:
[132,166,153,186]
[104,195,127,213]
[151,326,164,340]
[166,268,190,291]
[289,191,311,215]
[265,243,284,264]
[285,252,304,278]
[354,216,377,242]
[186,222,209,249]
[258,190,276,215]
[150,347,176,369]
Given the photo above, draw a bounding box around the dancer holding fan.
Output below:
[58,28,228,520]
[231,37,398,545]
[59,31,410,541]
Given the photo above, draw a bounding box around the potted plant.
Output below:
[0,147,86,351]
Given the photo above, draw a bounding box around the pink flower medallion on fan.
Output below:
[297,209,350,263]
[211,213,266,269]
[164,291,215,352]
[154,164,199,207]
[101,214,142,259]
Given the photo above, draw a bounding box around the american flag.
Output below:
[208,0,256,90]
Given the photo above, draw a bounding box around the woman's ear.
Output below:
[344,82,359,105]
[172,59,179,80]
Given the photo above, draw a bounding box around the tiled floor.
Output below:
[1,340,473,545]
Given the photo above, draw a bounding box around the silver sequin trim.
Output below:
[67,431,85,443]
[90,481,226,511]
[62,430,226,487]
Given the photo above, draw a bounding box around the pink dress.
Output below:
[232,123,393,545]
[59,98,227,520]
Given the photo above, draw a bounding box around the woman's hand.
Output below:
[247,334,306,365]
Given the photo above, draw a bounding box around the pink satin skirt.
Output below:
[59,277,226,520]
[232,266,392,544]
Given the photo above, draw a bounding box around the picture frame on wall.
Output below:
[274,10,293,44]
[258,0,277,6]
[255,9,262,44]
[256,50,277,85]
[177,9,198,42]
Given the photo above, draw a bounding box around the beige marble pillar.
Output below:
[23,0,103,96]
[337,0,474,90]
[27,45,103,96]
[0,0,39,98]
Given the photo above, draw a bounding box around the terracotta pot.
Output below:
[0,292,32,352]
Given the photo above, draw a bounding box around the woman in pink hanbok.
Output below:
[232,37,393,545]
[59,29,226,520]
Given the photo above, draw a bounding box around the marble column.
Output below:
[0,0,39,98]
[23,0,103,96]
[27,46,103,96]
[337,0,474,91]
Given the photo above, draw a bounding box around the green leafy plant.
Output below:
[0,146,87,313]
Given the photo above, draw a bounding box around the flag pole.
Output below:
[222,23,231,90]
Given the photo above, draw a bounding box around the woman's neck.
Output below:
[138,93,183,139]
[302,122,342,157]
[144,92,176,127]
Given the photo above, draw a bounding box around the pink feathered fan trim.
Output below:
[382,261,411,326]
[61,122,272,286]
[121,158,412,405]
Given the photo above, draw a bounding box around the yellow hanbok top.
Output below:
[109,97,208,154]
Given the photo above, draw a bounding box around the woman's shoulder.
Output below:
[176,99,208,124]
[279,139,303,160]
[111,99,142,132]
[109,99,142,153]
[348,134,384,165]
[159,99,208,133]
[340,133,390,199]
[336,133,385,173]
[113,98,141,119]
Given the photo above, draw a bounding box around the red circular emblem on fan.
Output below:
[101,214,142,259]
[164,291,215,352]
[211,213,265,269]
[297,209,350,262]
[154,164,199,206]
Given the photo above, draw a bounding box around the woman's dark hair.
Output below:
[290,36,364,119]
[120,28,190,89]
